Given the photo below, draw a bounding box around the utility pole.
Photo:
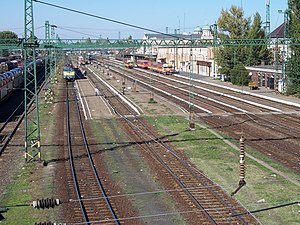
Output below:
[44,21,50,81]
[189,35,195,130]
[23,0,41,162]
[50,24,57,83]
[278,9,289,84]
[44,21,55,104]
[212,23,218,78]
[282,10,289,82]
[265,0,271,37]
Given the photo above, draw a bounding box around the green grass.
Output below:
[145,115,300,225]
[89,118,187,224]
[1,164,44,224]
[0,84,60,224]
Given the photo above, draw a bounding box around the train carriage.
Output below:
[148,62,174,75]
[0,58,43,102]
[0,67,23,101]
[125,61,134,69]
[136,60,149,69]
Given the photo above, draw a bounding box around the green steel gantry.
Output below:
[1,37,300,51]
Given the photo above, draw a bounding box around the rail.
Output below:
[0,66,46,155]
[65,82,120,224]
[86,65,259,224]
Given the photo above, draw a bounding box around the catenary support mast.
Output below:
[23,0,41,162]
[44,20,50,81]
[265,0,271,37]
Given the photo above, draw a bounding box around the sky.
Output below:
[0,0,288,39]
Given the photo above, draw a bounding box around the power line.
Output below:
[17,25,44,37]
[55,201,299,224]
[57,26,100,39]
[232,201,299,217]
[33,0,184,40]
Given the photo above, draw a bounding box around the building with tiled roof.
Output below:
[270,23,284,38]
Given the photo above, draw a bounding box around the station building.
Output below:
[138,24,287,92]
[140,25,216,76]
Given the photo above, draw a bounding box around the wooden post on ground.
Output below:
[189,111,195,130]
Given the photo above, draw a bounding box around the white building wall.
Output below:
[157,46,215,76]
[142,26,217,76]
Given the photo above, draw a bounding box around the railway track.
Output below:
[201,113,300,171]
[0,65,46,156]
[119,116,260,224]
[0,100,24,155]
[64,82,120,224]
[86,67,260,224]
[93,58,300,172]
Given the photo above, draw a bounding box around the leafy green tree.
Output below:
[216,6,270,84]
[216,6,250,81]
[0,31,18,56]
[218,5,250,38]
[0,31,18,39]
[246,13,271,66]
[286,0,300,96]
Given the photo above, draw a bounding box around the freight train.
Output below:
[0,59,43,102]
[0,67,23,101]
[0,59,18,74]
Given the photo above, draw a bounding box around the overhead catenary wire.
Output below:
[1,163,288,206]
[45,201,298,225]
[1,175,291,206]
[32,0,185,40]
[232,201,299,217]
[17,25,44,37]
[66,178,293,203]
[57,26,101,39]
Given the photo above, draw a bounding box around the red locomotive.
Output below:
[148,62,174,75]
[136,60,149,69]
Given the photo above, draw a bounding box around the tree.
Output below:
[216,6,269,84]
[286,0,300,96]
[218,5,250,38]
[0,31,18,57]
[246,13,271,66]
[0,31,18,39]
[216,6,250,81]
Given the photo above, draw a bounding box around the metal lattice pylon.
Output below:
[50,25,57,83]
[265,0,271,37]
[44,20,50,82]
[23,0,41,162]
